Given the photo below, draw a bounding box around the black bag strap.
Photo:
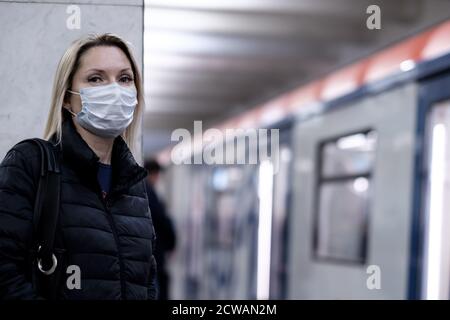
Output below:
[14,138,61,274]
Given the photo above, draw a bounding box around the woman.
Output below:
[0,34,157,299]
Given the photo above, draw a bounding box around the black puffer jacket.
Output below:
[0,113,157,300]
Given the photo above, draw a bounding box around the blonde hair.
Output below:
[43,33,144,155]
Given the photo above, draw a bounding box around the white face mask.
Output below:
[67,82,137,138]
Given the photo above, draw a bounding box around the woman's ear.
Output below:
[63,89,73,105]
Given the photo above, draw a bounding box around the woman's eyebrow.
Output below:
[85,68,106,74]
[84,67,133,73]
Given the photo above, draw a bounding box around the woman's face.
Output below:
[67,45,136,115]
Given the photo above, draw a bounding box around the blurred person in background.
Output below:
[144,159,177,300]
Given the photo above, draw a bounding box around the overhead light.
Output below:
[353,177,369,193]
[212,168,228,191]
[400,59,416,72]
[336,133,367,150]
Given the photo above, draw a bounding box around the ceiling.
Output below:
[142,0,450,157]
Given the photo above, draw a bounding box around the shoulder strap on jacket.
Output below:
[13,138,61,273]
[33,139,61,275]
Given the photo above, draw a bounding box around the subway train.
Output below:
[156,20,450,300]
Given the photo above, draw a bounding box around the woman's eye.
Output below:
[119,75,133,83]
[88,76,102,83]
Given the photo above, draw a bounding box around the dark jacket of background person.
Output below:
[144,168,176,300]
[0,113,157,300]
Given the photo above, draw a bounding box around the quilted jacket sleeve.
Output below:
[0,143,42,300]
[148,254,158,300]
[147,205,158,300]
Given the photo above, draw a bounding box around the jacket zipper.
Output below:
[102,195,127,300]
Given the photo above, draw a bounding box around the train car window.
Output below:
[322,131,377,178]
[314,130,377,264]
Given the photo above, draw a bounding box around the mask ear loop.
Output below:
[65,89,80,117]
[65,108,77,117]
[67,89,80,95]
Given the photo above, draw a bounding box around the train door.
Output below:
[247,123,294,300]
[201,125,294,300]
[203,163,260,299]
[415,72,450,300]
[287,83,418,299]
[164,163,208,299]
